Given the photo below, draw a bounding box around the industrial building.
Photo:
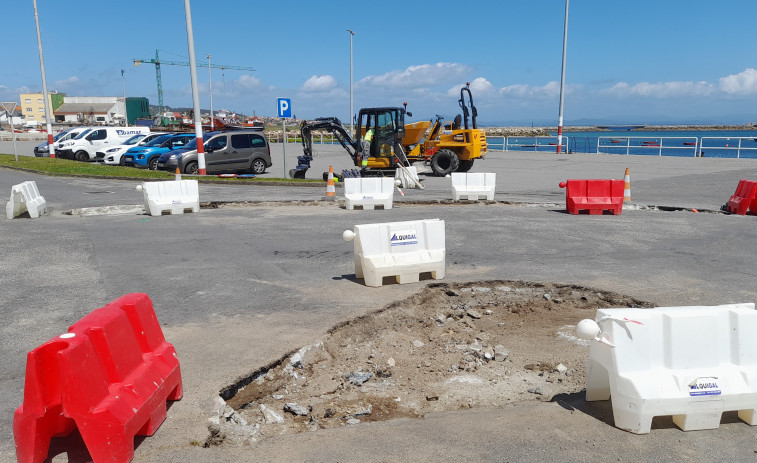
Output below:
[14,93,150,126]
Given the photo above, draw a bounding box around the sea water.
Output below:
[488,129,757,159]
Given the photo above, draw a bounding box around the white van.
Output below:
[51,127,95,154]
[56,126,150,161]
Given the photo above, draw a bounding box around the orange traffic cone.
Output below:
[323,165,336,200]
[175,166,182,181]
[623,168,631,202]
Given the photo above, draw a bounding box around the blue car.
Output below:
[123,133,195,170]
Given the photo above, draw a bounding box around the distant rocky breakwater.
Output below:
[484,127,553,137]
[483,124,757,137]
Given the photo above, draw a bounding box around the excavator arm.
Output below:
[290,117,359,179]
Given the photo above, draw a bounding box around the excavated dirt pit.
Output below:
[207,280,653,446]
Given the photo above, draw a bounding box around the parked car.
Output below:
[123,133,196,170]
[56,126,150,161]
[155,137,199,173]
[174,130,271,175]
[96,132,167,165]
[47,127,96,157]
[34,128,73,156]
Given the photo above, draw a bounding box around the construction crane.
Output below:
[133,49,255,125]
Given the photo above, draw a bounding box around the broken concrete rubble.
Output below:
[284,402,309,416]
[259,404,285,424]
[210,280,652,447]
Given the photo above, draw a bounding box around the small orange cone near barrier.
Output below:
[323,165,336,200]
[175,166,182,181]
[623,168,631,202]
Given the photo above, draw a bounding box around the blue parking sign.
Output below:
[277,98,292,118]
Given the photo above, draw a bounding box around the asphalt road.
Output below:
[1,145,757,462]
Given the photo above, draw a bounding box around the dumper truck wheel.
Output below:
[430,149,459,176]
[456,159,474,172]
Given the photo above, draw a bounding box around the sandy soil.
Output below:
[205,280,652,446]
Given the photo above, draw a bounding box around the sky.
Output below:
[3,0,757,126]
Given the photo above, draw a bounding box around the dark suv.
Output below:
[173,130,271,175]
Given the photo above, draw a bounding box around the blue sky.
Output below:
[3,0,757,125]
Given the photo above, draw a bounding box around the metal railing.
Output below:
[503,136,568,152]
[0,132,48,141]
[486,137,506,151]
[266,132,340,144]
[597,136,698,157]
[260,133,757,160]
[699,137,757,158]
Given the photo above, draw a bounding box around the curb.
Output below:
[0,164,329,188]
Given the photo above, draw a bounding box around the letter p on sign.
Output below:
[277,98,291,118]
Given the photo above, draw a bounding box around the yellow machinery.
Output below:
[401,86,487,174]
[402,83,487,175]
[292,83,486,178]
[360,83,487,176]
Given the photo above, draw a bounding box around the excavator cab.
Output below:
[356,107,407,169]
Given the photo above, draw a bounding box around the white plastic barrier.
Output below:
[343,219,445,287]
[136,179,199,216]
[579,303,757,434]
[6,181,46,219]
[395,166,420,189]
[451,172,496,201]
[344,177,394,210]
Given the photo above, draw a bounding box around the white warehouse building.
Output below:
[54,96,126,125]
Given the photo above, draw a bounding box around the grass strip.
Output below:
[0,154,320,183]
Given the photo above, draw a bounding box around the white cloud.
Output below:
[359,62,471,88]
[469,77,495,94]
[236,75,267,90]
[719,68,757,95]
[499,81,561,98]
[0,84,31,102]
[302,75,337,92]
[53,76,80,89]
[447,77,496,97]
[601,80,715,98]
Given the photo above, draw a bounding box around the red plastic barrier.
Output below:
[13,293,182,463]
[727,179,757,215]
[559,179,624,215]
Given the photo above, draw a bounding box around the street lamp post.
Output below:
[207,54,214,131]
[32,0,55,158]
[121,69,127,126]
[556,0,569,154]
[184,0,206,175]
[347,29,355,136]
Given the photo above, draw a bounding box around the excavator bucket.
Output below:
[290,168,307,179]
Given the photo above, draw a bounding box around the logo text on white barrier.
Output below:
[390,230,418,246]
[689,377,721,396]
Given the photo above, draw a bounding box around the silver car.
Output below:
[176,130,271,175]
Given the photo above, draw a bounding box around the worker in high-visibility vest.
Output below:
[360,128,374,169]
